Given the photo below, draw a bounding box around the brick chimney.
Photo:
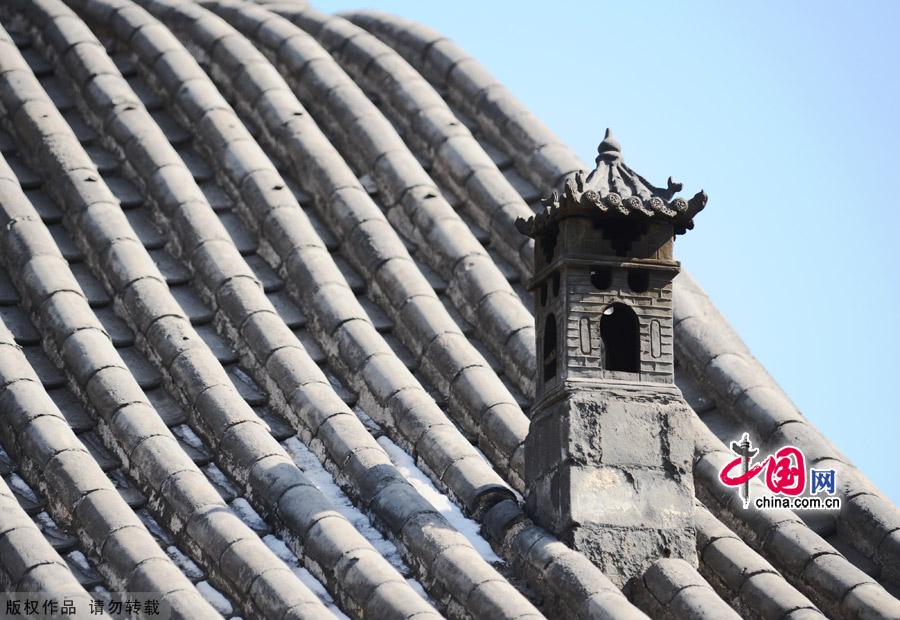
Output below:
[517,129,708,586]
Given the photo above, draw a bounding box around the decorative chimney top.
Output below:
[516,129,707,237]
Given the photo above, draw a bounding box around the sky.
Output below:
[313,0,900,503]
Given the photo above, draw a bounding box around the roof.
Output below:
[0,0,896,618]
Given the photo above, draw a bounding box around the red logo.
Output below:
[720,446,806,494]
[719,433,806,508]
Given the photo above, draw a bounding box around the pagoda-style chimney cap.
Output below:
[516,129,707,237]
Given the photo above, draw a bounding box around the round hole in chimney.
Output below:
[628,269,650,293]
[590,266,612,290]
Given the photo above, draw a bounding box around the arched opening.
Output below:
[543,313,558,381]
[600,303,640,373]
[590,266,613,290]
[628,269,650,293]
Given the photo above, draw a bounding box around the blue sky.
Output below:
[315,1,900,502]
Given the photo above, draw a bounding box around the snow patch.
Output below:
[407,578,430,602]
[173,424,205,449]
[293,566,351,620]
[377,436,503,564]
[34,511,57,529]
[282,437,408,572]
[91,585,109,600]
[166,545,204,581]
[229,497,268,533]
[137,509,173,546]
[260,534,350,620]
[196,580,233,616]
[8,473,38,502]
[67,550,93,573]
[203,462,239,497]
[261,534,294,564]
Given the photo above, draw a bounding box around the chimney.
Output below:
[516,129,707,586]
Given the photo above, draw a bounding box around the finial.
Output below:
[595,128,622,164]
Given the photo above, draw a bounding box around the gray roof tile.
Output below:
[125,207,167,250]
[93,305,135,347]
[84,144,120,174]
[295,328,327,363]
[0,269,19,306]
[179,147,214,182]
[127,76,163,110]
[42,75,75,111]
[257,407,296,442]
[151,108,191,146]
[200,180,234,211]
[503,168,541,203]
[47,223,83,261]
[246,254,283,292]
[71,262,111,307]
[0,305,39,345]
[7,155,41,190]
[228,365,267,406]
[219,210,258,255]
[22,346,66,388]
[62,109,98,143]
[145,386,187,427]
[196,323,239,365]
[268,290,306,328]
[79,432,121,472]
[26,189,64,223]
[150,247,192,286]
[171,284,215,325]
[359,295,393,333]
[334,253,365,293]
[108,468,147,509]
[111,51,137,77]
[0,129,13,156]
[48,387,94,434]
[102,174,143,208]
[173,425,215,466]
[118,345,163,390]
